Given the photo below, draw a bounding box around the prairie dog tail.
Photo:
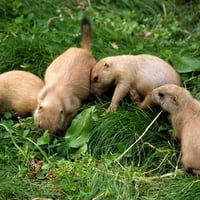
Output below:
[81,17,91,51]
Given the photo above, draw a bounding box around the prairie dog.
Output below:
[0,70,44,117]
[152,84,200,175]
[34,17,96,134]
[91,55,180,112]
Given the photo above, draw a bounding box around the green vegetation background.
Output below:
[0,0,200,199]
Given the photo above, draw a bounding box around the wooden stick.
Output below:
[114,110,163,162]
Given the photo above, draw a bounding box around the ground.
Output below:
[0,0,200,199]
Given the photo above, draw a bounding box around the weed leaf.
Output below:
[170,54,200,73]
[64,106,96,149]
[37,131,50,146]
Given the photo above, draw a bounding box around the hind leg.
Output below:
[182,152,200,176]
[188,168,200,175]
[184,162,200,175]
[138,94,153,109]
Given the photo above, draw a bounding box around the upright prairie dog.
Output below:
[91,55,180,112]
[0,70,44,117]
[34,17,96,134]
[152,84,200,175]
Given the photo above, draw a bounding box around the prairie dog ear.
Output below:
[38,87,47,101]
[64,96,81,114]
[172,95,178,105]
[103,62,110,70]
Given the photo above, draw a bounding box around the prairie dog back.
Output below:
[0,70,44,116]
[134,55,180,87]
[44,48,95,100]
[34,17,96,134]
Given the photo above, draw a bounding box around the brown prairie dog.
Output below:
[0,70,44,117]
[91,54,180,112]
[34,17,96,134]
[152,84,200,175]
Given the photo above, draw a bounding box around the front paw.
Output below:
[105,104,117,113]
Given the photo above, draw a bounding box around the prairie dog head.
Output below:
[152,84,190,113]
[91,59,116,95]
[34,87,81,134]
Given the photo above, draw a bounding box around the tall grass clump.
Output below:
[89,103,179,176]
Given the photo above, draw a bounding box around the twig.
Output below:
[114,110,163,162]
[144,154,168,175]
[92,192,104,200]
[135,170,184,182]
[87,0,91,6]
[162,3,167,17]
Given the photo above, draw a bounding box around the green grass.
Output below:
[0,0,200,199]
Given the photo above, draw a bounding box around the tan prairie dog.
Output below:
[34,17,96,134]
[0,70,44,117]
[90,55,180,112]
[152,84,200,175]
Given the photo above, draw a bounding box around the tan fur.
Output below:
[152,84,200,175]
[0,70,44,117]
[81,17,91,51]
[34,18,96,134]
[91,54,180,112]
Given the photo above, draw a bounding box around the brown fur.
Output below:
[152,84,200,175]
[34,17,96,134]
[0,70,44,117]
[91,54,180,112]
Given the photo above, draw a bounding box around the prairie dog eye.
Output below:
[158,92,164,97]
[93,75,98,82]
[104,63,109,68]
[38,106,43,113]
